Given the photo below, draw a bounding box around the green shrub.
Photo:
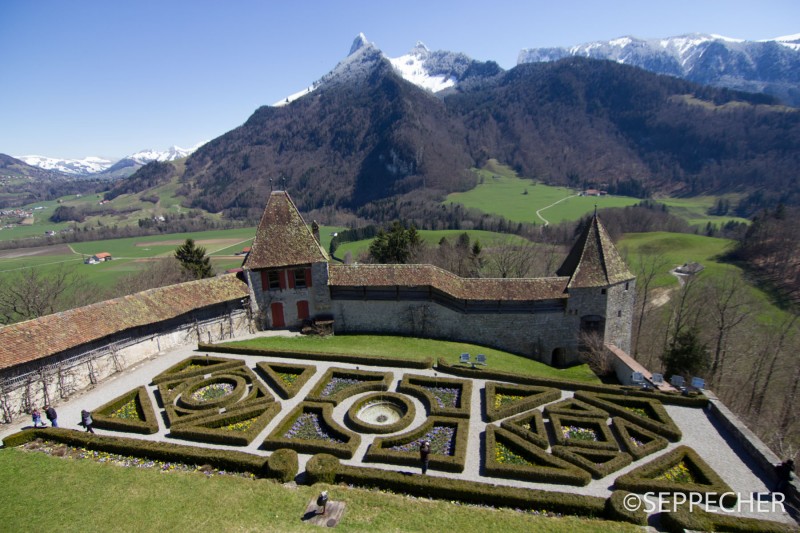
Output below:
[1,428,41,447]
[611,417,668,460]
[484,382,560,422]
[199,343,434,369]
[151,355,244,385]
[551,447,633,479]
[169,402,281,446]
[92,386,159,435]
[660,503,798,532]
[484,426,591,486]
[265,448,299,483]
[499,409,549,449]
[574,391,682,442]
[332,461,607,517]
[614,445,736,507]
[306,453,339,485]
[255,362,316,399]
[398,375,472,418]
[436,358,706,407]
[263,402,360,459]
[304,367,391,406]
[548,413,619,451]
[604,491,648,525]
[178,375,248,410]
[345,392,416,434]
[365,417,469,473]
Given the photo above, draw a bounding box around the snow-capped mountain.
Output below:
[124,142,207,165]
[274,33,500,106]
[518,33,800,106]
[16,155,113,176]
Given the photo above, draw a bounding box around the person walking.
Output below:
[31,407,45,428]
[419,440,431,474]
[44,405,58,428]
[80,410,95,434]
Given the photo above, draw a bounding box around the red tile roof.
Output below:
[243,191,328,270]
[329,264,569,301]
[0,274,249,371]
[556,214,634,288]
[94,252,111,259]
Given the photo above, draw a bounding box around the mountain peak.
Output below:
[349,32,370,55]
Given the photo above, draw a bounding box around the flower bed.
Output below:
[550,446,633,479]
[169,402,281,446]
[611,417,668,460]
[305,367,391,406]
[92,386,160,435]
[548,413,618,451]
[614,445,736,507]
[364,417,468,473]
[255,362,316,399]
[177,375,246,410]
[483,426,591,486]
[499,409,549,449]
[151,355,244,385]
[398,375,472,419]
[484,382,560,422]
[345,392,416,434]
[263,402,360,459]
[574,391,682,442]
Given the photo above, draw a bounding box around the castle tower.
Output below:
[556,213,636,360]
[243,191,331,329]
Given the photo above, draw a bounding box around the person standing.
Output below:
[44,405,58,428]
[80,410,95,434]
[419,440,431,474]
[31,407,45,428]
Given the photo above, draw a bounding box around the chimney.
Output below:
[311,220,321,244]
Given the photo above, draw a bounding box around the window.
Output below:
[600,288,607,295]
[268,271,281,290]
[292,268,307,289]
[625,282,630,291]
[617,310,622,317]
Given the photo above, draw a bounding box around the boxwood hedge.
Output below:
[365,416,469,473]
[484,426,591,486]
[611,417,668,460]
[543,398,609,419]
[548,413,619,451]
[199,343,434,369]
[574,391,682,442]
[304,367,391,406]
[255,362,316,399]
[398,375,472,419]
[499,409,549,449]
[614,445,736,507]
[484,382,560,422]
[169,402,281,446]
[659,502,798,532]
[151,355,244,385]
[604,491,648,525]
[266,448,298,483]
[263,402,360,459]
[92,386,160,435]
[551,446,633,479]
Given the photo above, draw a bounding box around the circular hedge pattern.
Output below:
[178,375,247,410]
[346,392,416,434]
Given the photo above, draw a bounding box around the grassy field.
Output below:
[657,196,750,228]
[220,335,600,383]
[333,229,532,261]
[0,225,344,293]
[0,449,636,533]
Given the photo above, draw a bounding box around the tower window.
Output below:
[292,268,307,289]
[267,271,281,290]
[601,288,607,295]
[617,310,622,317]
[625,282,630,291]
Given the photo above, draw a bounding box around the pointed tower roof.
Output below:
[243,191,328,270]
[556,214,634,288]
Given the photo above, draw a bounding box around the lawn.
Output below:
[657,196,749,228]
[0,449,637,532]
[219,335,600,383]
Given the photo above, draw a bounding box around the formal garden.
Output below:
[2,341,796,532]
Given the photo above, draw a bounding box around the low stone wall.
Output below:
[0,309,251,425]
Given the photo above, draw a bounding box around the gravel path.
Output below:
[1,337,794,525]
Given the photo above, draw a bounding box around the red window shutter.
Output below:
[278,270,287,290]
[297,300,310,320]
[260,271,269,292]
[287,269,295,289]
[304,268,313,288]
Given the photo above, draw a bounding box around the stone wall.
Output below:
[0,307,251,425]
[330,298,577,364]
[246,263,331,329]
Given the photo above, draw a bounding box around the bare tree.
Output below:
[111,257,193,297]
[0,265,94,324]
[702,272,753,383]
[579,331,614,377]
[484,238,540,278]
[630,251,669,357]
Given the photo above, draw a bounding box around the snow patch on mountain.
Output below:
[16,155,113,175]
[389,42,456,93]
[125,142,207,164]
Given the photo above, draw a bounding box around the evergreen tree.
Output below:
[368,222,422,263]
[174,238,214,279]
[661,327,709,378]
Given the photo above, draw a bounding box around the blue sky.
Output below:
[1,0,798,160]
